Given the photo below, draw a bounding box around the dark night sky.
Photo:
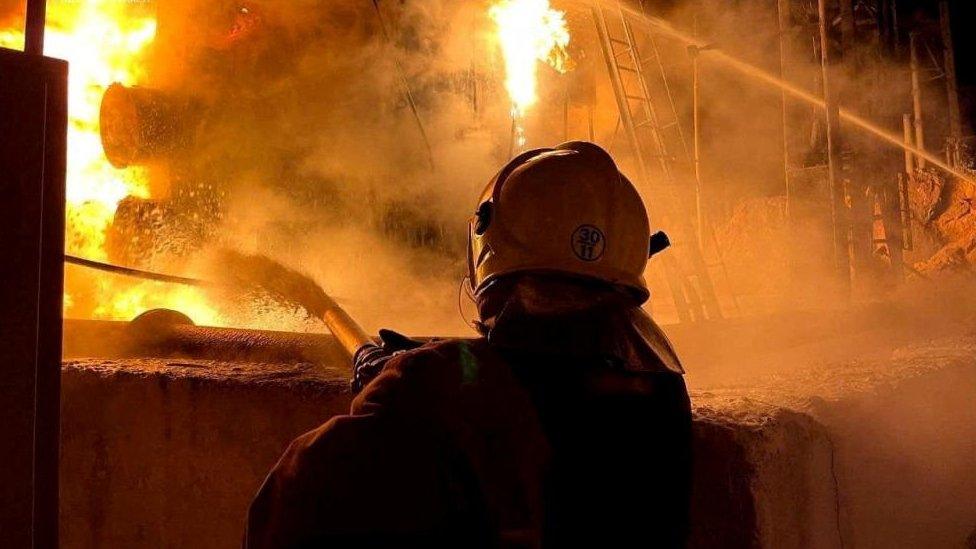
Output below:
[900,1,973,81]
[902,0,976,129]
[948,2,975,85]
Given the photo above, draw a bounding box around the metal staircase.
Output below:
[592,1,723,322]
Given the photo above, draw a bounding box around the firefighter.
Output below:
[245,141,692,548]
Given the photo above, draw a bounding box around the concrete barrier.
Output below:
[59,357,839,549]
[51,312,976,547]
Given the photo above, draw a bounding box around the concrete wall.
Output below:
[813,358,976,548]
[59,357,838,549]
[60,359,350,548]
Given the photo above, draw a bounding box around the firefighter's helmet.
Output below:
[467,141,655,303]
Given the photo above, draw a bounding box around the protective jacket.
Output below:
[245,306,692,548]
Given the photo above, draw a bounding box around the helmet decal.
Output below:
[571,224,605,261]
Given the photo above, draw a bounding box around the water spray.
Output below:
[66,252,373,364]
[584,0,976,186]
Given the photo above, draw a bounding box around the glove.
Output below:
[351,329,425,393]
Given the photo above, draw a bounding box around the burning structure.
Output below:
[1,0,972,326]
[2,0,976,547]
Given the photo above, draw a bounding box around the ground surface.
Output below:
[673,300,976,548]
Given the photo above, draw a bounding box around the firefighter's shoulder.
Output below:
[351,337,499,416]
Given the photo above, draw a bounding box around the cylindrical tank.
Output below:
[99,83,188,168]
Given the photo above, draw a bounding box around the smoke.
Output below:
[118,0,524,335]
[7,0,967,540]
[638,6,976,544]
[32,1,970,542]
[626,0,976,317]
[0,0,21,28]
[32,0,971,333]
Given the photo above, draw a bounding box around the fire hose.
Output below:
[64,253,374,362]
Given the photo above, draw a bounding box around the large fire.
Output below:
[489,0,571,150]
[0,2,221,325]
[1,0,574,328]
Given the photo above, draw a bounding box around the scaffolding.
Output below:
[591,1,724,323]
[775,0,924,294]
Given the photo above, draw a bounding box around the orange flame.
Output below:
[489,0,571,149]
[1,3,222,325]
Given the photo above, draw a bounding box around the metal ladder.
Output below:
[592,1,723,322]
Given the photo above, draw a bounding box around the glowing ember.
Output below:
[1,3,221,325]
[489,0,570,150]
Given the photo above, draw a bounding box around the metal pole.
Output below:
[563,79,570,141]
[818,0,851,295]
[939,0,963,165]
[878,0,892,55]
[898,172,913,252]
[891,0,900,51]
[901,114,915,254]
[24,0,46,55]
[777,0,792,217]
[692,15,705,251]
[909,33,926,169]
[902,113,915,174]
[840,0,856,50]
[885,174,906,282]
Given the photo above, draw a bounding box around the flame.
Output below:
[1,3,224,325]
[489,0,570,149]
